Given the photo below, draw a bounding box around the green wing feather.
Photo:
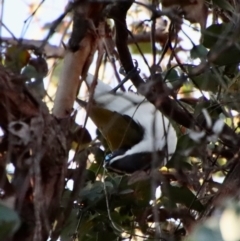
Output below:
[76,98,143,151]
[89,106,143,151]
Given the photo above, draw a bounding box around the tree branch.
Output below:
[105,1,195,128]
[0,64,69,241]
[0,31,168,59]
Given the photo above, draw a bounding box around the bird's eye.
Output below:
[104,153,113,163]
[104,149,127,164]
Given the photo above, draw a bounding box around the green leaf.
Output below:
[72,213,120,241]
[60,211,102,241]
[112,177,152,209]
[166,154,192,170]
[209,45,240,66]
[60,210,78,241]
[188,67,221,92]
[0,203,20,239]
[190,45,208,59]
[164,68,185,92]
[130,179,152,207]
[212,0,234,12]
[80,181,114,207]
[111,210,132,228]
[167,128,195,167]
[194,100,224,119]
[202,23,240,65]
[80,181,104,202]
[192,73,218,92]
[161,184,204,212]
[82,184,103,202]
[175,134,198,152]
[220,93,240,111]
[202,23,231,49]
[164,68,179,82]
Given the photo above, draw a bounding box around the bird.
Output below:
[78,73,177,174]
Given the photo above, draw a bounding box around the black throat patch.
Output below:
[105,151,165,174]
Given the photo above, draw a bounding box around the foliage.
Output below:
[1,1,240,241]
[0,203,20,240]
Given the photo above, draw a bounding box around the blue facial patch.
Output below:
[104,153,113,163]
[104,149,128,165]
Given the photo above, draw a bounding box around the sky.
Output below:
[1,0,67,43]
